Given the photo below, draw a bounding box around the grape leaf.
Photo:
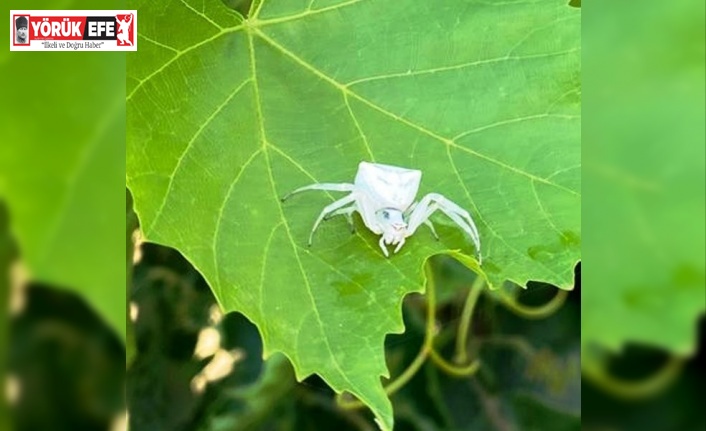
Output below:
[127,0,580,428]
[582,0,705,356]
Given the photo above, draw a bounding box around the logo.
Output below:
[10,10,137,51]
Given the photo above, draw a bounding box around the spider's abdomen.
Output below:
[354,162,421,210]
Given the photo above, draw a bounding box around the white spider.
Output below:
[282,162,482,262]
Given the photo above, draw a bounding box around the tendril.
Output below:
[498,286,568,319]
[426,262,482,377]
[582,351,685,399]
[336,259,485,409]
[454,275,485,364]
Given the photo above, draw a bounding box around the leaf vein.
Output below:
[545,163,580,181]
[127,25,243,101]
[452,113,578,141]
[249,30,366,401]
[296,244,397,328]
[147,77,253,236]
[138,34,179,53]
[255,29,579,197]
[212,148,264,293]
[545,86,581,114]
[446,145,563,280]
[179,0,223,30]
[505,14,579,57]
[256,0,366,26]
[343,93,375,162]
[259,221,285,331]
[346,48,579,87]
[530,179,568,239]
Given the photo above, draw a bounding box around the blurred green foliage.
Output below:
[582,0,705,356]
[582,335,706,431]
[0,205,17,431]
[128,245,580,431]
[0,0,127,340]
[582,0,705,428]
[8,283,125,431]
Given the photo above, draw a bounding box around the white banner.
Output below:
[10,10,137,51]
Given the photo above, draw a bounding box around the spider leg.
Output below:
[378,236,390,258]
[323,205,357,233]
[405,202,418,216]
[430,194,481,253]
[406,202,438,239]
[438,208,482,263]
[407,193,481,261]
[423,220,439,240]
[407,201,440,235]
[308,194,357,246]
[281,183,355,201]
[393,237,406,254]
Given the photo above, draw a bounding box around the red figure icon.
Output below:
[116,14,133,46]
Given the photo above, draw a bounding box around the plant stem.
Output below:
[499,287,568,319]
[424,261,437,340]
[429,348,481,377]
[582,353,685,399]
[454,276,485,364]
[425,262,482,377]
[384,346,431,395]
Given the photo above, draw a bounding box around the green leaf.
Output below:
[582,0,705,355]
[127,0,580,428]
[0,23,126,340]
